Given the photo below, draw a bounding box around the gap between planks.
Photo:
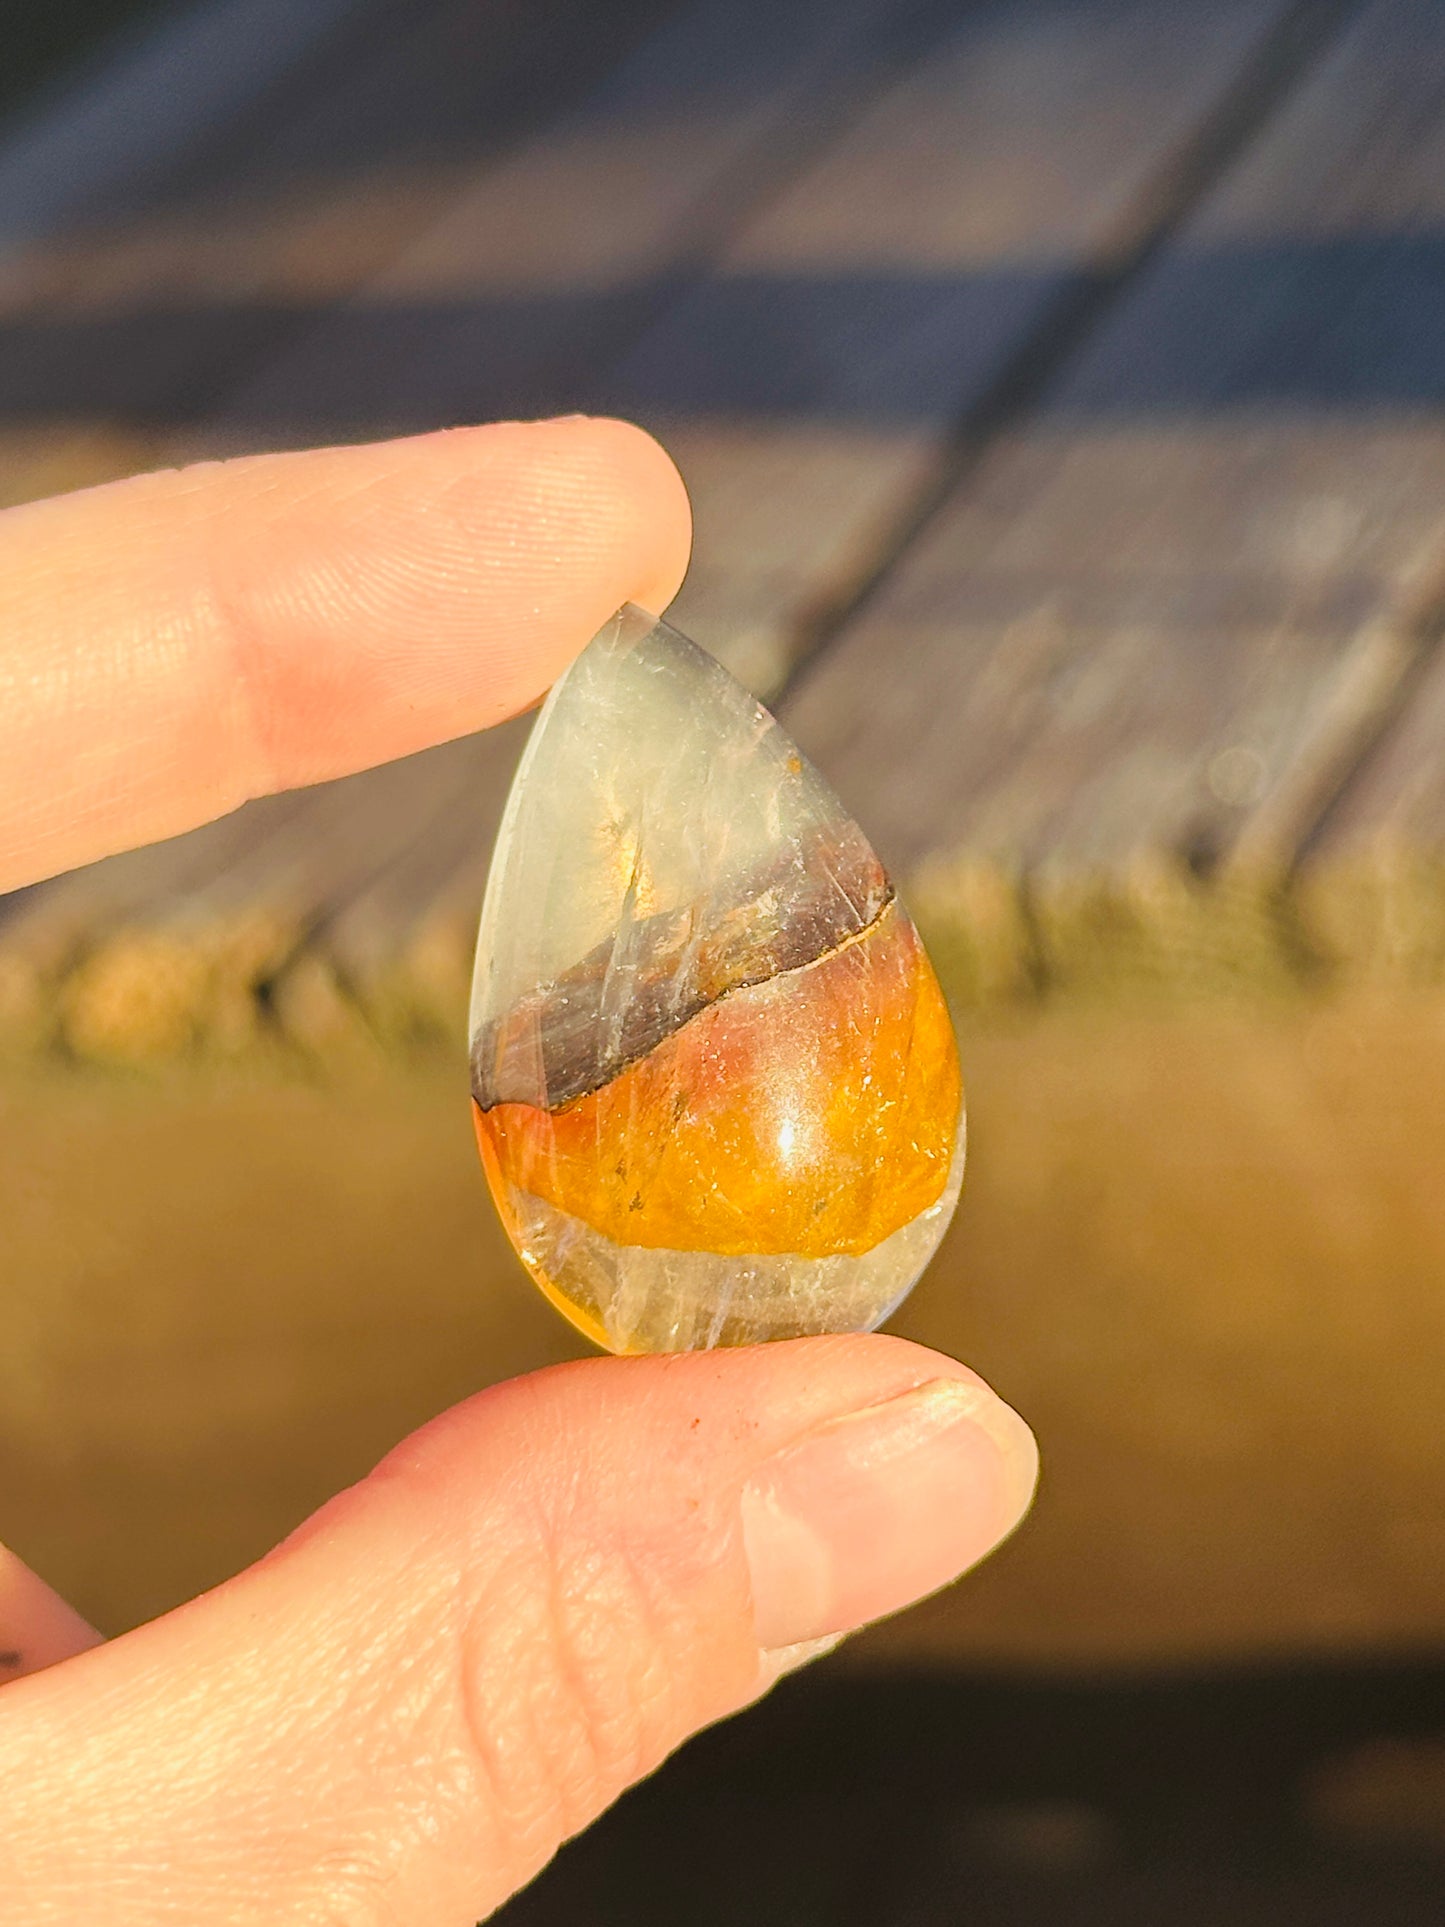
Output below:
[1229,544,1445,875]
[772,0,1369,709]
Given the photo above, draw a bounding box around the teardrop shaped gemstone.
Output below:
[470,605,964,1354]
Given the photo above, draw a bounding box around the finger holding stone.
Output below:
[0,416,691,892]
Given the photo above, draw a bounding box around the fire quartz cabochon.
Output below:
[470,604,964,1354]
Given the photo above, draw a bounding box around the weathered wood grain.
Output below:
[0,0,678,439]
[785,421,1445,880]
[636,0,1322,693]
[212,0,945,446]
[782,0,1445,891]
[1304,555,1445,856]
[0,0,419,509]
[315,0,1315,1021]
[257,0,988,1019]
[0,0,370,251]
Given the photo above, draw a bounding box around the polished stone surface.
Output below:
[471,606,963,1352]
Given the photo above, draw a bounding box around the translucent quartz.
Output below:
[470,605,964,1354]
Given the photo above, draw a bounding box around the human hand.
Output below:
[0,418,1038,1924]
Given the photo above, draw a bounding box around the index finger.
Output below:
[0,418,692,893]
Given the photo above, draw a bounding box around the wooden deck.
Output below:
[0,0,1442,1059]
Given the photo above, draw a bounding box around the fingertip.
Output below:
[0,414,696,885]
[741,1373,1038,1650]
[522,414,693,616]
[406,413,692,618]
[0,409,701,888]
[206,416,693,792]
[594,415,694,612]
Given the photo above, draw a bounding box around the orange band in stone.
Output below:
[474,901,961,1259]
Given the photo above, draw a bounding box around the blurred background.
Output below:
[3,0,1445,1918]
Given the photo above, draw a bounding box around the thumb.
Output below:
[0,1335,1036,1925]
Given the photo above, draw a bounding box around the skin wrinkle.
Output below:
[538,1544,646,1834]
[455,1539,610,1888]
[442,1401,742,1880]
[567,1530,670,1808]
[192,508,283,813]
[610,1537,695,1742]
[207,1520,466,1909]
[552,1529,735,1818]
[354,1603,497,1903]
[249,1553,491,1915]
[443,1422,597,1859]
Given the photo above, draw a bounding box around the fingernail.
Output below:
[741,1379,1038,1650]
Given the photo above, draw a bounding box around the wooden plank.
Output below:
[62,0,962,1038]
[0,0,678,434]
[1304,553,1445,854]
[318,0,1308,951]
[783,420,1445,878]
[308,0,1323,1025]
[0,0,682,551]
[1279,548,1445,991]
[212,0,941,439]
[0,0,371,250]
[620,0,1321,694]
[782,0,1445,888]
